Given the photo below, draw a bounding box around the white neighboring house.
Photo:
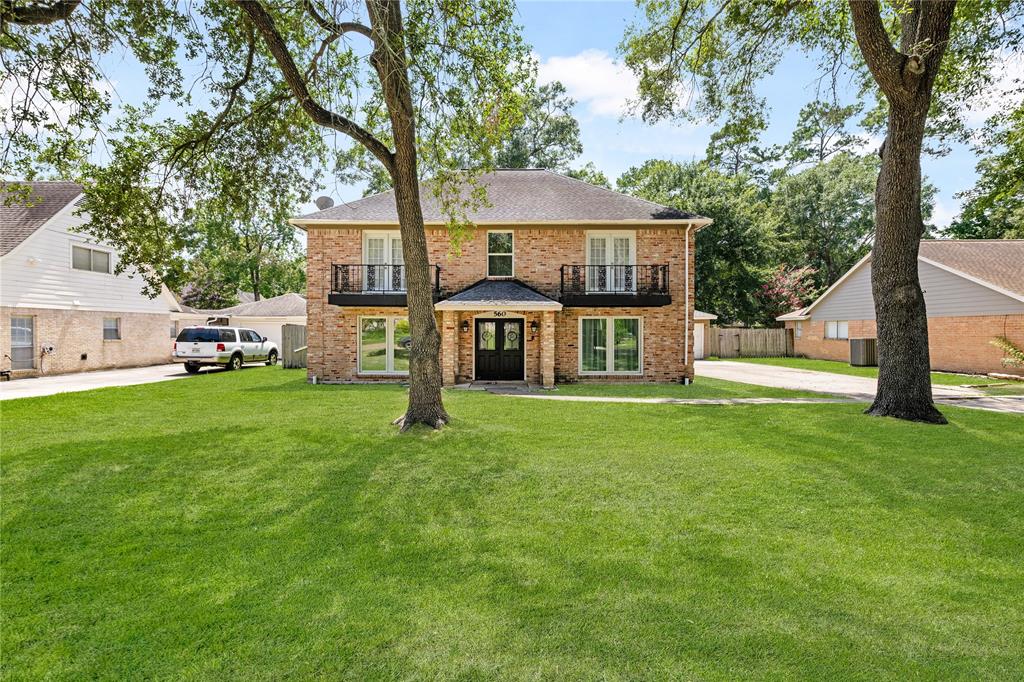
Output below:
[693,310,718,360]
[1,181,178,378]
[171,292,306,351]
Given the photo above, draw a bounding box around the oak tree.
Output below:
[620,0,1023,423]
[2,0,533,430]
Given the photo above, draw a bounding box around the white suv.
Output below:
[173,326,279,374]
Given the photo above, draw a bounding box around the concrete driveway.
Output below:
[0,363,193,401]
[696,360,1024,414]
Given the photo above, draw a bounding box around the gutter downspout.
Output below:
[683,222,692,384]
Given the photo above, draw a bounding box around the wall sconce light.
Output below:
[460,320,470,333]
[530,320,539,334]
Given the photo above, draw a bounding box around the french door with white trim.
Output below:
[364,231,404,292]
[586,232,635,292]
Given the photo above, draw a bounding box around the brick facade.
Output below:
[306,225,698,385]
[1,307,171,377]
[786,314,1024,375]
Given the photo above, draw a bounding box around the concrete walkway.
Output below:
[0,363,192,401]
[695,360,1024,415]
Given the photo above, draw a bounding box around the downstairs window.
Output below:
[360,317,410,374]
[580,317,641,375]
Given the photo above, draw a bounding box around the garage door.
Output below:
[694,323,705,360]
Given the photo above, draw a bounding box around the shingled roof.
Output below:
[918,239,1024,299]
[1,181,83,256]
[186,292,308,317]
[435,279,562,310]
[294,169,707,225]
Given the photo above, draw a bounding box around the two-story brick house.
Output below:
[294,170,711,387]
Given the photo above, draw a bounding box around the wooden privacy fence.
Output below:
[707,326,792,358]
[282,324,308,369]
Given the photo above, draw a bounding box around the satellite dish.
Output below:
[314,196,335,210]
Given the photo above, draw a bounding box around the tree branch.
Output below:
[236,0,395,173]
[303,0,374,41]
[1,0,80,25]
[849,0,910,101]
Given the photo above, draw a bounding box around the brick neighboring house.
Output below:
[1,181,177,378]
[293,169,712,386]
[778,240,1024,375]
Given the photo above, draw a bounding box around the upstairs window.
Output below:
[72,245,111,274]
[825,321,849,340]
[487,231,514,277]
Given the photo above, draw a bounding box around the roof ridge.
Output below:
[540,168,686,214]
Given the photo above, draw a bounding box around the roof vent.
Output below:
[314,196,335,210]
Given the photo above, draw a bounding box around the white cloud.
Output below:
[536,49,639,118]
[930,197,959,229]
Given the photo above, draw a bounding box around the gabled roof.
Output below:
[1,181,83,256]
[802,239,1024,317]
[776,307,809,322]
[918,240,1024,300]
[434,279,562,311]
[182,292,307,317]
[293,169,710,226]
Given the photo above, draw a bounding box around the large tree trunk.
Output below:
[850,0,955,423]
[866,104,945,423]
[368,0,448,430]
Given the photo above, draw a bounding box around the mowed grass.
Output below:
[732,356,1006,386]
[2,368,1023,680]
[553,376,833,399]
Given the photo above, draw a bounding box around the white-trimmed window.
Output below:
[363,231,404,291]
[487,231,514,277]
[71,244,111,273]
[795,321,803,339]
[103,317,121,340]
[10,316,35,370]
[579,317,642,375]
[359,317,410,374]
[824,321,848,340]
[586,231,635,292]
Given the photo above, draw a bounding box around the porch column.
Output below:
[541,310,556,388]
[441,310,457,386]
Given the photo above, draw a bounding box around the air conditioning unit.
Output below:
[849,338,877,367]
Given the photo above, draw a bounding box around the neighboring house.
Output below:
[778,240,1024,375]
[292,169,711,387]
[693,310,718,360]
[1,181,176,378]
[171,292,307,349]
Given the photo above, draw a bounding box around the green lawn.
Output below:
[732,356,1005,386]
[553,376,833,399]
[3,368,1023,679]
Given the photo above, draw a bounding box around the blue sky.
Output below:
[83,1,1019,227]
[515,1,996,229]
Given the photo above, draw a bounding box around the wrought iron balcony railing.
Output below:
[331,263,441,295]
[329,264,441,307]
[560,264,669,295]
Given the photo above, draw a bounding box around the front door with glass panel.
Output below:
[587,233,635,292]
[475,318,524,380]
[364,231,404,292]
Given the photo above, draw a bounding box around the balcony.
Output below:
[560,264,671,307]
[328,264,442,307]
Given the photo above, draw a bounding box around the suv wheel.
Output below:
[266,350,278,366]
[184,362,201,374]
[226,353,243,371]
